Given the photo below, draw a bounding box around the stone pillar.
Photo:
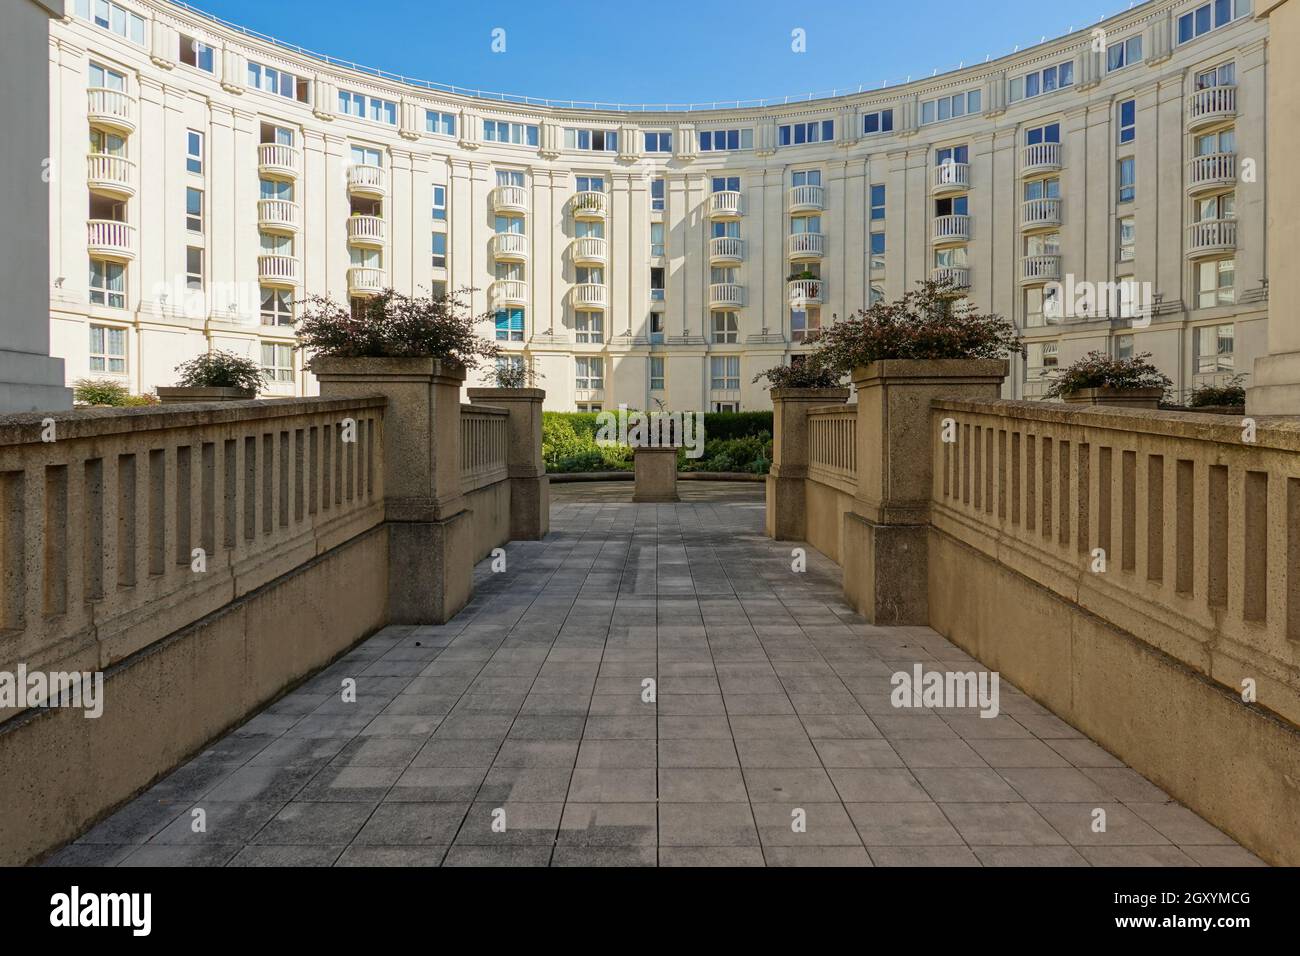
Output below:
[764,387,851,539]
[466,387,549,539]
[842,360,1006,624]
[1248,0,1300,414]
[313,356,472,623]
[632,446,679,502]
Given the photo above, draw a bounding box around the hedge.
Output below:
[542,410,773,474]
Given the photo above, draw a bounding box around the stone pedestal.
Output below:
[467,387,549,539]
[632,446,679,502]
[764,387,851,540]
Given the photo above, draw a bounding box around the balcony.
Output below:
[709,191,743,219]
[931,266,970,289]
[347,164,387,199]
[572,191,608,219]
[87,87,135,134]
[1022,198,1062,230]
[86,153,134,199]
[709,236,744,263]
[1187,86,1237,132]
[257,254,300,286]
[257,143,299,179]
[347,215,386,247]
[571,236,606,265]
[1022,142,1063,175]
[1021,254,1062,283]
[86,219,135,261]
[491,185,528,215]
[710,283,744,308]
[1186,219,1237,259]
[788,233,825,260]
[1187,153,1236,196]
[491,279,528,307]
[347,266,385,296]
[932,162,970,195]
[788,184,825,213]
[932,214,970,245]
[787,279,823,306]
[571,283,608,309]
[257,198,300,234]
[487,232,527,262]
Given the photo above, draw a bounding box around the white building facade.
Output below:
[48,0,1268,410]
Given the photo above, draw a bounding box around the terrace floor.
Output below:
[47,481,1261,866]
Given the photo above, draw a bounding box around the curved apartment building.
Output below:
[48,0,1268,410]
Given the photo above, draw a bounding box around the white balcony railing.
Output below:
[492,279,528,306]
[256,143,299,178]
[257,198,300,232]
[491,185,528,214]
[347,266,385,295]
[491,232,529,260]
[788,184,825,212]
[710,190,743,218]
[347,164,387,197]
[87,87,135,132]
[1022,254,1062,283]
[572,283,608,308]
[709,236,744,262]
[1022,142,1063,174]
[933,162,970,192]
[86,153,134,196]
[347,215,386,245]
[1022,198,1062,229]
[787,279,824,305]
[86,219,135,260]
[932,214,971,243]
[572,191,608,218]
[1187,86,1237,130]
[257,254,300,285]
[571,236,606,263]
[932,266,970,289]
[709,283,744,308]
[788,232,825,259]
[1187,152,1236,193]
[1187,218,1238,257]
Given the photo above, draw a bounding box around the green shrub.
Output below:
[700,411,773,442]
[73,378,130,406]
[1188,374,1246,408]
[1043,351,1172,400]
[173,349,267,391]
[542,410,775,474]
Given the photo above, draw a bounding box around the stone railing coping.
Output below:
[466,387,546,401]
[851,358,1010,384]
[769,387,851,401]
[807,403,858,415]
[0,397,386,447]
[931,398,1300,452]
[460,403,509,416]
[309,355,468,385]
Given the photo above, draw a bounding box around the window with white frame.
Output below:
[650,222,665,258]
[1025,122,1061,146]
[870,184,886,221]
[185,247,203,291]
[179,35,215,73]
[1118,99,1136,144]
[790,308,821,342]
[1106,35,1143,72]
[565,128,618,151]
[870,283,885,305]
[1178,0,1248,45]
[1117,157,1136,204]
[698,128,754,151]
[483,120,539,146]
[350,145,383,168]
[261,343,293,383]
[644,131,672,153]
[1010,60,1074,102]
[1115,334,1134,360]
[496,354,524,379]
[432,232,447,269]
[650,267,665,301]
[710,356,740,389]
[88,323,127,373]
[89,260,125,308]
[576,175,605,194]
[495,307,524,341]
[247,62,308,102]
[1118,216,1136,261]
[1194,323,1235,371]
[186,130,203,174]
[920,90,980,125]
[576,356,604,389]
[1024,177,1060,201]
[496,168,525,188]
[712,311,739,343]
[575,311,604,343]
[260,178,291,201]
[577,266,604,286]
[1024,285,1061,327]
[712,175,740,193]
[651,177,665,211]
[425,110,456,137]
[778,119,834,146]
[1197,259,1235,309]
[650,357,665,391]
[338,90,396,125]
[88,63,126,92]
[862,109,894,135]
[650,312,665,343]
[870,231,885,270]
[1196,61,1236,90]
[186,187,203,232]
[1196,191,1236,222]
[432,184,447,222]
[260,286,293,326]
[74,0,146,44]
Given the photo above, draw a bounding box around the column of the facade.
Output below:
[757,165,782,338]
[389,146,415,295]
[1233,36,1268,305]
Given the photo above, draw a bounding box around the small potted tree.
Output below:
[1186,373,1247,415]
[157,350,267,404]
[1045,351,1171,409]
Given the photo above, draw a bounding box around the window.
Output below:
[186,187,203,232]
[1195,128,1236,158]
[432,280,447,299]
[260,287,293,326]
[88,323,127,373]
[186,247,203,290]
[74,0,145,44]
[88,63,126,92]
[575,220,604,241]
[262,232,294,255]
[262,123,294,147]
[1024,177,1060,201]
[1196,62,1237,90]
[1195,323,1235,371]
[576,175,605,195]
[651,177,665,211]
[650,313,665,344]
[496,355,524,379]
[711,266,738,286]
[935,145,969,168]
[1179,0,1245,44]
[88,260,125,309]
[432,232,447,269]
[712,402,740,413]
[710,356,740,389]
[1024,285,1061,328]
[1115,334,1134,360]
[576,357,605,390]
[1118,216,1136,261]
[791,169,822,188]
[920,90,981,125]
[260,178,291,202]
[1107,35,1143,71]
[432,185,447,222]
[712,312,739,343]
[1011,61,1073,102]
[565,128,618,151]
[1197,260,1235,309]
[261,343,293,383]
[425,110,456,137]
[339,90,396,125]
[712,176,740,194]
[1196,192,1236,222]
[650,357,665,391]
[650,267,665,301]
[496,169,525,188]
[483,120,539,146]
[575,403,603,413]
[644,131,672,153]
[863,109,895,135]
[179,35,215,73]
[1117,158,1136,203]
[790,308,821,343]
[870,232,885,270]
[575,311,604,344]
[1118,99,1136,144]
[698,128,754,151]
[870,184,886,221]
[1023,233,1059,258]
[89,128,125,159]
[577,266,604,286]
[186,130,203,174]
[350,145,383,169]
[1025,123,1061,146]
[495,307,524,342]
[650,222,665,258]
[935,246,970,268]
[790,214,821,237]
[778,120,834,146]
[934,195,967,217]
[247,62,308,102]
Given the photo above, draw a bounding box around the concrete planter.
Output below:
[632,446,680,502]
[1062,386,1165,409]
[765,387,851,540]
[466,387,549,540]
[156,386,255,404]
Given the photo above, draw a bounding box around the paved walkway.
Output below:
[49,482,1260,866]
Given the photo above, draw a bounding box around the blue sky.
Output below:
[187,0,1144,107]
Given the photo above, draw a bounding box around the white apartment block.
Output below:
[48,0,1268,410]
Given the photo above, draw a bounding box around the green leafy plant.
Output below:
[811,278,1022,374]
[296,287,500,369]
[173,349,267,391]
[1043,351,1172,400]
[494,362,543,389]
[72,378,130,406]
[787,270,819,282]
[1187,373,1246,408]
[753,361,841,390]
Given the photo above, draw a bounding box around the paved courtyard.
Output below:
[48,481,1260,866]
